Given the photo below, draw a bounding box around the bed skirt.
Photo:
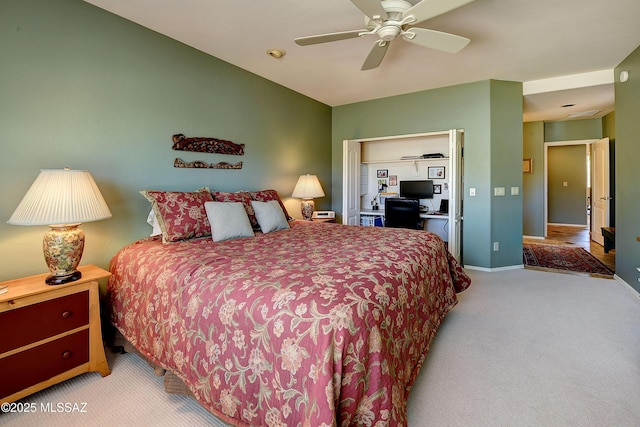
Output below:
[112,329,194,397]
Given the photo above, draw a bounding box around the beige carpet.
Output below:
[2,268,639,426]
[0,350,224,427]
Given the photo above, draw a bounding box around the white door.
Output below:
[448,130,463,262]
[342,139,361,225]
[591,137,610,245]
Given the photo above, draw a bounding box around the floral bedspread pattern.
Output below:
[107,222,470,426]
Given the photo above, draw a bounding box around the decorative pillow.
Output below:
[251,200,290,233]
[141,189,213,243]
[204,201,254,242]
[146,209,162,237]
[249,189,292,221]
[212,190,258,228]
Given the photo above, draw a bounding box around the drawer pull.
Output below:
[61,311,72,319]
[62,351,72,359]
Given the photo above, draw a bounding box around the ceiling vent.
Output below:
[565,110,600,119]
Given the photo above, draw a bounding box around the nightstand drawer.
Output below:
[0,291,89,354]
[0,329,89,398]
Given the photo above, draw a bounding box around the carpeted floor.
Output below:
[2,269,640,426]
[523,242,614,276]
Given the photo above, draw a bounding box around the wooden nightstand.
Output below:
[0,265,111,403]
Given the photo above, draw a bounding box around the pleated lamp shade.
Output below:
[8,169,112,226]
[291,174,325,199]
[291,174,324,221]
[8,168,112,285]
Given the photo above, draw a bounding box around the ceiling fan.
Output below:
[294,0,474,70]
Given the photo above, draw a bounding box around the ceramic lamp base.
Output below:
[43,224,85,285]
[301,198,315,221]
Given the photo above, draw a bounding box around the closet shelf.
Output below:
[361,157,449,165]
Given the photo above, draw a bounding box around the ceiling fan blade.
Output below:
[361,40,389,71]
[403,28,470,53]
[351,0,388,20]
[295,29,365,46]
[402,0,475,25]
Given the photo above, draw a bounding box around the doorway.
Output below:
[543,139,614,270]
[543,224,615,271]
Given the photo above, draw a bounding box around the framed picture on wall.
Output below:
[433,184,442,194]
[428,166,445,179]
[523,158,532,174]
[389,175,397,186]
[376,169,388,178]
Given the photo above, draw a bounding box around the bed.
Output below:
[107,191,470,426]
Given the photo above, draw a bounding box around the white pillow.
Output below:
[204,202,254,242]
[147,209,162,236]
[251,200,290,233]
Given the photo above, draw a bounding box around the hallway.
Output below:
[538,225,615,272]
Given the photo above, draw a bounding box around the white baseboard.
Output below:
[464,264,524,272]
[523,235,545,240]
[614,274,640,301]
[547,223,588,227]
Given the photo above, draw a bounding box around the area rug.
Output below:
[523,243,614,276]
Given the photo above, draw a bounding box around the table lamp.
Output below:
[291,174,325,221]
[7,168,112,285]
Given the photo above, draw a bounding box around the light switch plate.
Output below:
[494,187,505,196]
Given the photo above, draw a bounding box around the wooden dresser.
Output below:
[0,265,111,403]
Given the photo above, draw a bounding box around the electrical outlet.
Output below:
[493,242,499,251]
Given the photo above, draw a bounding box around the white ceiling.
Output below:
[84,0,640,122]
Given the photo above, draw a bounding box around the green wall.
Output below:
[0,0,332,281]
[545,118,603,142]
[523,117,612,237]
[4,0,636,287]
[548,145,587,225]
[614,45,640,291]
[523,122,545,236]
[332,80,523,269]
[489,80,524,267]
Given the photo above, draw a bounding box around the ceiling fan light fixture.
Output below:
[295,0,474,70]
[378,25,401,41]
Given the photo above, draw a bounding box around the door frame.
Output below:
[590,137,611,245]
[342,129,463,261]
[543,139,597,236]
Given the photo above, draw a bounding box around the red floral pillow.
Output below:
[249,189,292,221]
[212,191,258,229]
[141,189,213,243]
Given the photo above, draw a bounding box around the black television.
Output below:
[399,180,434,199]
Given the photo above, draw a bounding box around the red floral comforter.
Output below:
[107,221,470,426]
